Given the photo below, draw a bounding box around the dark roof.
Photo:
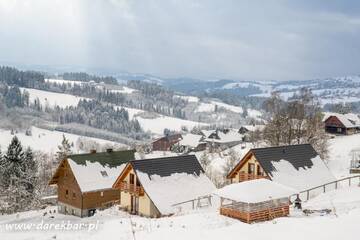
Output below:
[251,144,319,177]
[68,149,135,168]
[130,155,204,177]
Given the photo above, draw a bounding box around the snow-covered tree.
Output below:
[0,136,39,213]
[56,134,73,162]
[222,149,239,178]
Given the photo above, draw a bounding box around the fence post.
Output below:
[335,181,338,189]
[307,190,310,200]
[192,200,195,210]
[349,178,351,186]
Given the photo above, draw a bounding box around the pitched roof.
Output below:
[324,112,360,128]
[50,150,135,193]
[128,155,216,215]
[252,144,318,174]
[214,179,297,203]
[179,134,204,148]
[130,154,204,177]
[250,144,336,191]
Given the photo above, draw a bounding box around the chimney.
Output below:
[106,148,113,153]
[90,149,97,154]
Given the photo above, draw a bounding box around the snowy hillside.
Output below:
[0,127,123,153]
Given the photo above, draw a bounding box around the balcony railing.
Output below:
[238,172,269,182]
[119,182,144,196]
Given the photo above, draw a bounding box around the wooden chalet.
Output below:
[324,113,360,135]
[49,149,135,217]
[227,144,336,192]
[215,179,297,223]
[152,133,182,151]
[112,155,216,217]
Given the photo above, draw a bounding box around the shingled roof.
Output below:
[228,144,336,191]
[130,154,204,177]
[251,144,318,175]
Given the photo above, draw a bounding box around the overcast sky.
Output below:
[0,0,360,81]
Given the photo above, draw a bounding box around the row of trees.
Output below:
[0,66,45,89]
[62,72,118,85]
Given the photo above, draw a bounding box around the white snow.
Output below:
[270,156,336,192]
[327,134,360,178]
[45,78,84,86]
[20,88,88,108]
[0,127,120,153]
[1,187,360,240]
[179,134,203,148]
[195,101,243,113]
[135,115,208,135]
[108,86,137,94]
[214,179,297,203]
[67,158,125,193]
[175,95,199,103]
[136,171,216,215]
[304,186,360,213]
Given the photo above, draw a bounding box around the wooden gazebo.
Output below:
[214,179,297,223]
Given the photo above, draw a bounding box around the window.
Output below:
[100,191,104,197]
[248,163,255,174]
[100,171,108,177]
[257,165,263,176]
[65,189,69,198]
[130,173,135,184]
[72,192,76,199]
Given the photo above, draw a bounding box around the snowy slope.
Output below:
[20,88,88,108]
[0,127,121,153]
[136,115,208,135]
[1,187,360,240]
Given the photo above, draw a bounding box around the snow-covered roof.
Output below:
[130,155,216,215]
[50,150,135,193]
[269,156,336,192]
[137,172,216,215]
[205,129,243,143]
[214,179,297,203]
[68,158,126,193]
[179,134,204,148]
[324,112,360,128]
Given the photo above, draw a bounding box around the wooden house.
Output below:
[324,113,360,135]
[49,149,135,217]
[215,179,297,223]
[227,144,336,192]
[112,155,216,217]
[152,133,182,151]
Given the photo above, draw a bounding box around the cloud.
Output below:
[0,0,359,81]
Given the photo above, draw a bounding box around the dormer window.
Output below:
[100,171,108,177]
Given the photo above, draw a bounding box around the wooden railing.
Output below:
[119,182,144,196]
[238,172,269,182]
[293,175,360,201]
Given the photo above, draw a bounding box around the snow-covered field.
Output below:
[327,134,360,178]
[1,186,359,240]
[20,88,88,108]
[0,127,121,153]
[136,115,208,135]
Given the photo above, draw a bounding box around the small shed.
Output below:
[214,179,297,223]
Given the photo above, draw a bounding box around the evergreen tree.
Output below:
[2,136,24,187]
[56,134,73,162]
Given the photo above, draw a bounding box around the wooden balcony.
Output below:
[119,182,144,196]
[238,172,269,182]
